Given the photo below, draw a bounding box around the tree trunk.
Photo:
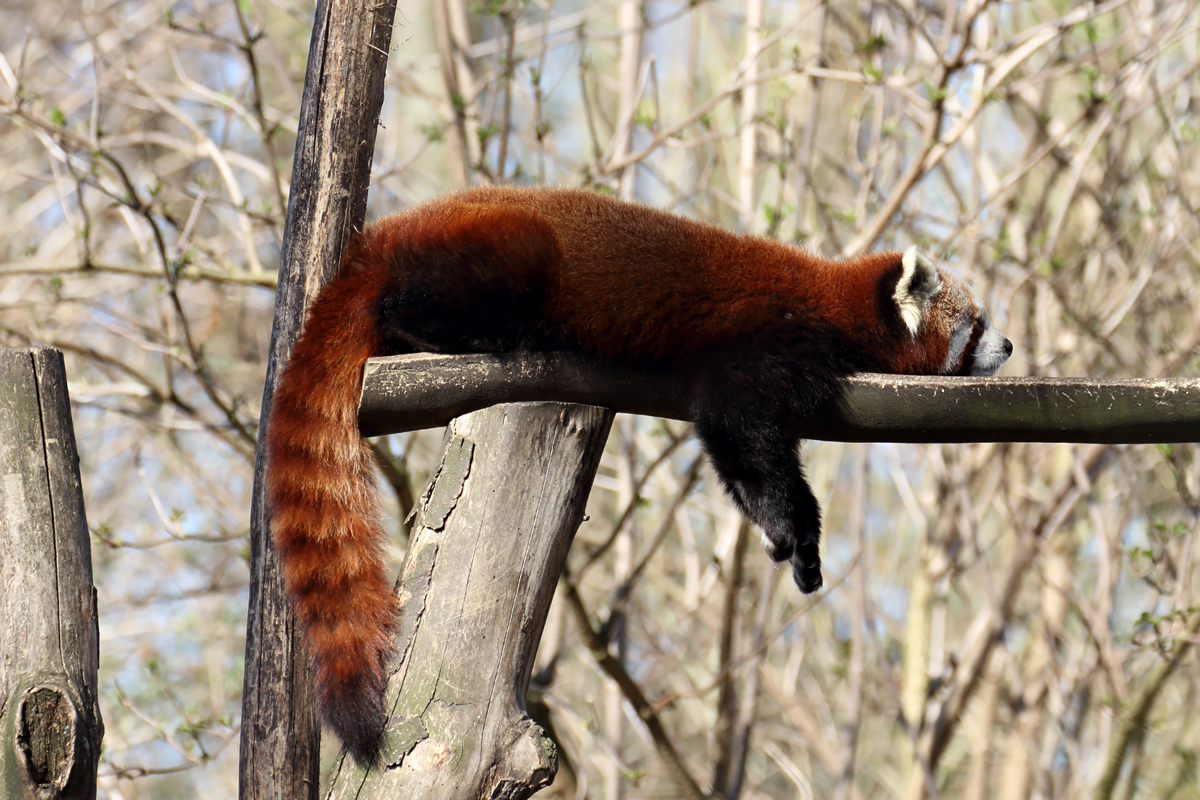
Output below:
[0,347,102,799]
[239,0,399,795]
[326,402,613,800]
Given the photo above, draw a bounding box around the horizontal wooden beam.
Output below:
[359,353,1200,444]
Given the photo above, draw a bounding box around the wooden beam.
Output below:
[360,353,1200,444]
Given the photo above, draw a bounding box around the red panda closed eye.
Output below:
[265,185,1012,760]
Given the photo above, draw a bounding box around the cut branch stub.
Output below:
[17,687,78,792]
[326,402,614,800]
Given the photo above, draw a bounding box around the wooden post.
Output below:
[239,0,398,795]
[0,347,102,799]
[326,402,614,799]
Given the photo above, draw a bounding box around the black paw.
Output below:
[789,505,823,593]
[754,501,795,562]
[791,541,823,593]
[759,526,794,562]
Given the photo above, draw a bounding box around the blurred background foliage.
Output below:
[2,0,1199,797]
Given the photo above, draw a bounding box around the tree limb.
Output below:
[360,353,1200,444]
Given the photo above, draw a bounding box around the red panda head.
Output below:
[892,247,1012,376]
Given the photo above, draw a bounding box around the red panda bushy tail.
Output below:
[264,254,393,761]
[263,202,567,761]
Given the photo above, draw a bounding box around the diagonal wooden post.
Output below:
[326,402,614,799]
[239,0,398,795]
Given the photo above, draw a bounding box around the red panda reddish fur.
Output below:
[264,240,393,755]
[265,186,1009,760]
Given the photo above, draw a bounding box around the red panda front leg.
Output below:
[690,398,825,594]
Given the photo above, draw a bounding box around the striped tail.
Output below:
[264,263,393,761]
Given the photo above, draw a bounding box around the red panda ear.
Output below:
[894,247,943,334]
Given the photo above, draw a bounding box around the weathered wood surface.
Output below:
[326,403,614,800]
[240,0,399,795]
[361,353,1200,444]
[0,347,102,799]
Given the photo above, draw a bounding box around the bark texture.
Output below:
[326,402,613,800]
[239,0,398,795]
[0,347,102,799]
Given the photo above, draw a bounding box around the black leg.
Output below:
[684,340,850,595]
[691,405,824,593]
[787,462,823,593]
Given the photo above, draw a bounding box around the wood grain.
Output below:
[0,347,102,799]
[326,402,614,799]
[239,0,399,794]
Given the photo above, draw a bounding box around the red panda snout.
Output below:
[966,313,1012,376]
[931,278,1011,376]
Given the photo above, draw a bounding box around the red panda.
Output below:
[265,186,1011,760]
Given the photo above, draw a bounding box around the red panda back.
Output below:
[418,187,940,369]
[431,186,835,361]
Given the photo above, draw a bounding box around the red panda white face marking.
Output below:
[964,309,1012,376]
[896,246,1012,377]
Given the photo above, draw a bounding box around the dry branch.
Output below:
[360,353,1200,444]
[1094,611,1200,800]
